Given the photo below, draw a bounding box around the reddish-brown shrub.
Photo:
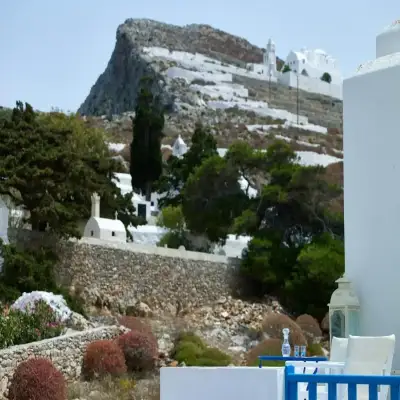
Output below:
[246,338,283,366]
[321,312,330,333]
[117,316,152,333]
[261,313,307,346]
[117,330,158,372]
[83,340,127,379]
[296,314,322,344]
[8,358,66,400]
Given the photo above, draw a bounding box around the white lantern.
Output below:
[328,275,360,342]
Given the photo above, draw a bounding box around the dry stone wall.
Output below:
[0,326,120,398]
[56,238,240,315]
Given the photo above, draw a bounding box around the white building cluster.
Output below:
[247,39,343,99]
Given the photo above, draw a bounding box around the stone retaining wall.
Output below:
[0,326,121,398]
[56,238,240,314]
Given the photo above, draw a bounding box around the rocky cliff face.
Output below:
[79,18,343,163]
[78,19,275,117]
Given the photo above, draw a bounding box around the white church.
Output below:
[247,38,343,99]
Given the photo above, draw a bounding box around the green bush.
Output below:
[171,333,231,366]
[0,242,86,316]
[175,332,207,349]
[0,300,64,348]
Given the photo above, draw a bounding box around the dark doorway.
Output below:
[138,203,147,219]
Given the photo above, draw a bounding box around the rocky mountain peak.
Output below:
[79,18,343,168]
[116,18,267,64]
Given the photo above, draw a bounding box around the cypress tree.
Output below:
[130,78,164,201]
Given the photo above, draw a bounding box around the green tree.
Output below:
[282,65,291,73]
[182,156,247,243]
[130,78,165,201]
[321,72,332,83]
[156,205,188,249]
[0,102,139,239]
[286,234,344,318]
[230,140,343,316]
[157,123,218,208]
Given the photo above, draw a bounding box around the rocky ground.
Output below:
[65,296,287,400]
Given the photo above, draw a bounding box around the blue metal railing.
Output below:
[285,365,400,400]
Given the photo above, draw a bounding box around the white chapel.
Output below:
[172,135,188,158]
[344,19,400,370]
[83,192,126,243]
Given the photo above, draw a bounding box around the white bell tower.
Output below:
[264,38,277,78]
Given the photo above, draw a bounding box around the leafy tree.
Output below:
[227,140,344,316]
[156,205,189,249]
[321,72,332,83]
[282,65,291,73]
[0,102,139,239]
[0,241,86,315]
[182,156,247,243]
[130,78,165,201]
[157,123,218,208]
[285,234,344,318]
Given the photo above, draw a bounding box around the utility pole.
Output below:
[296,73,300,126]
[269,70,272,102]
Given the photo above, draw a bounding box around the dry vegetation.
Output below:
[67,375,160,400]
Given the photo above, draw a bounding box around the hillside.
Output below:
[78,18,343,160]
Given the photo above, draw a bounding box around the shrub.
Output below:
[197,347,232,366]
[83,340,127,379]
[246,338,284,366]
[174,331,206,349]
[261,313,307,347]
[321,312,330,333]
[296,314,322,344]
[173,341,204,365]
[117,330,158,372]
[0,300,64,348]
[307,343,325,357]
[8,357,66,400]
[117,316,151,333]
[171,333,231,366]
[0,242,85,316]
[246,338,325,367]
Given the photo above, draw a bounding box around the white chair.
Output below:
[286,334,396,400]
[330,337,348,362]
[341,335,395,400]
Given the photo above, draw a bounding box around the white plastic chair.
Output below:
[286,334,395,400]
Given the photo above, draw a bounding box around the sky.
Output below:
[0,0,397,112]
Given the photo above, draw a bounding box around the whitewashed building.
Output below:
[283,48,341,84]
[344,19,400,370]
[172,135,188,158]
[247,38,343,99]
[113,173,153,220]
[83,193,126,242]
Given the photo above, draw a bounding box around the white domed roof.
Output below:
[376,19,400,58]
[383,19,400,32]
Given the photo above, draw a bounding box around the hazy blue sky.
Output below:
[0,0,397,112]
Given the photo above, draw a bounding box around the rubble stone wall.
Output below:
[55,238,241,314]
[0,326,120,398]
